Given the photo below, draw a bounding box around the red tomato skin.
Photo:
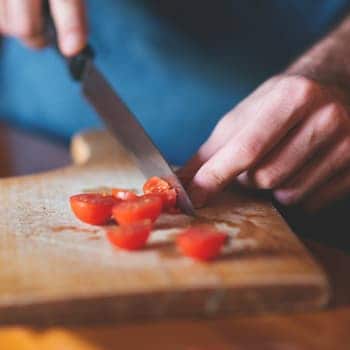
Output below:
[107,220,152,250]
[70,194,120,225]
[143,176,177,211]
[111,188,138,201]
[176,226,228,261]
[112,194,163,225]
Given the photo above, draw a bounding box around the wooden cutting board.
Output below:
[0,130,329,325]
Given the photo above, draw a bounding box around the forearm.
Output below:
[287,13,350,98]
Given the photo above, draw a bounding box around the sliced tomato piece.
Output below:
[107,220,152,251]
[143,176,177,211]
[70,194,120,225]
[112,188,138,201]
[112,194,163,225]
[176,225,228,261]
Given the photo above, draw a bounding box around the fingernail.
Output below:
[188,185,207,208]
[61,33,83,56]
[236,172,254,188]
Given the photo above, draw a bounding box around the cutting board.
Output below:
[0,130,329,325]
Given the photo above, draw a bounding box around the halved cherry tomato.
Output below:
[143,176,177,211]
[176,225,228,261]
[112,188,138,201]
[112,194,163,225]
[107,220,152,250]
[70,194,120,225]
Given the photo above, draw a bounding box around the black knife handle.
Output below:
[43,0,94,81]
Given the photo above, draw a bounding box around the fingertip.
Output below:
[236,172,255,188]
[23,35,47,49]
[59,31,86,57]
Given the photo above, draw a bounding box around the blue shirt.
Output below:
[0,0,349,165]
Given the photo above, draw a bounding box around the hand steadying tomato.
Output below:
[143,176,177,211]
[107,220,152,250]
[176,226,228,261]
[112,194,163,225]
[70,194,119,225]
[112,188,138,201]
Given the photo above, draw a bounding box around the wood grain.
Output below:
[0,130,329,325]
[1,240,349,350]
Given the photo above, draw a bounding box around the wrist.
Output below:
[285,14,350,103]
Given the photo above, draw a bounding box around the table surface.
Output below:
[0,123,349,350]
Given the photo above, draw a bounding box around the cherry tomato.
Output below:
[107,220,152,250]
[112,194,163,225]
[176,225,228,261]
[143,176,177,211]
[112,188,138,201]
[70,194,119,225]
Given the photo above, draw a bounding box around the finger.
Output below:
[6,0,45,47]
[250,102,346,189]
[274,135,350,205]
[22,35,47,49]
[178,76,284,184]
[188,76,320,207]
[303,167,350,212]
[0,0,8,34]
[49,0,87,56]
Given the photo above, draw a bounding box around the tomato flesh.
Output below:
[112,194,163,225]
[107,220,152,250]
[176,225,228,261]
[112,188,138,201]
[143,176,177,211]
[70,194,119,225]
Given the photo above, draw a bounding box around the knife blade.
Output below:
[42,0,194,215]
[81,61,195,215]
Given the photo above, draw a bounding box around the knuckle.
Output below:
[211,115,231,137]
[318,104,344,131]
[239,141,261,167]
[281,75,319,104]
[240,150,257,168]
[326,102,346,120]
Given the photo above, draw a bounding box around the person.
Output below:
[0,1,349,244]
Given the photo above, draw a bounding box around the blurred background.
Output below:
[1,0,348,166]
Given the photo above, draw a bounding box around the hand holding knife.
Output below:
[43,1,195,216]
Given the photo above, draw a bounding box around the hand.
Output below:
[0,0,87,56]
[179,74,350,212]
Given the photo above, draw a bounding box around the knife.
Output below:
[43,2,195,216]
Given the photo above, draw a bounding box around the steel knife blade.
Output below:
[81,61,195,216]
[42,0,194,215]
